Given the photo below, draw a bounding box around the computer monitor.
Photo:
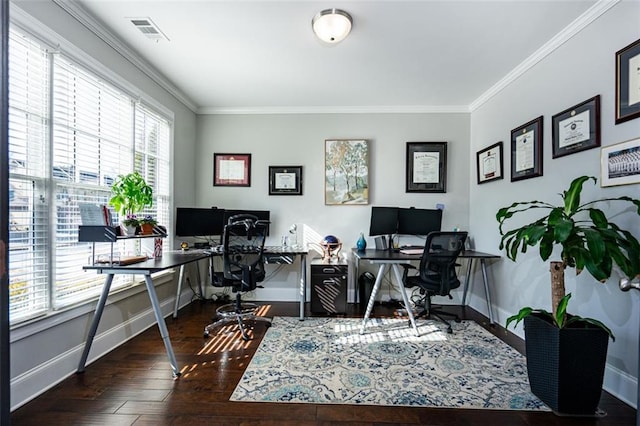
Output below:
[369,206,399,236]
[223,209,271,235]
[397,207,443,236]
[175,207,226,237]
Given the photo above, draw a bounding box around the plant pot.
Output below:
[140,223,155,235]
[123,224,137,236]
[523,313,609,415]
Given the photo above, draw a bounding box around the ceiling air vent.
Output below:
[129,17,169,42]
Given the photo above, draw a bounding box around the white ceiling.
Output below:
[68,0,602,113]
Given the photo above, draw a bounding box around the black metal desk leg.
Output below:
[143,274,181,377]
[77,273,114,373]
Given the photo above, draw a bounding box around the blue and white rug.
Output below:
[230,316,549,410]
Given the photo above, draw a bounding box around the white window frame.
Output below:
[8,10,175,329]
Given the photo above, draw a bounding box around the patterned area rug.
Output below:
[230,316,549,410]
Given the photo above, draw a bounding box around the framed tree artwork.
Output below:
[324,139,369,205]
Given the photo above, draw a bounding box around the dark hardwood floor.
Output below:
[11,300,636,425]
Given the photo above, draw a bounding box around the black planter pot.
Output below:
[524,313,609,415]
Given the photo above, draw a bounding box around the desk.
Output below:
[79,251,212,377]
[173,245,308,321]
[352,248,500,335]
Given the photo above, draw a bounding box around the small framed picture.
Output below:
[510,116,543,182]
[552,95,601,159]
[406,142,447,193]
[600,137,640,187]
[213,153,251,186]
[615,38,640,124]
[269,166,303,195]
[476,141,504,184]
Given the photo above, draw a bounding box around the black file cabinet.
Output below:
[310,259,348,314]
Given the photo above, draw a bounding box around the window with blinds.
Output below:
[8,25,173,323]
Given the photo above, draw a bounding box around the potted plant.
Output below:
[122,214,139,236]
[109,172,153,233]
[139,215,157,235]
[497,175,640,415]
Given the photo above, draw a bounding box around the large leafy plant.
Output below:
[109,172,154,218]
[497,175,640,325]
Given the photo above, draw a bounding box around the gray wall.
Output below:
[469,0,640,406]
[195,113,470,300]
[10,1,198,409]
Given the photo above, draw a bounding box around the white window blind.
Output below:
[8,28,50,322]
[7,24,173,323]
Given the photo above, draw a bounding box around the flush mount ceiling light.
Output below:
[312,9,352,44]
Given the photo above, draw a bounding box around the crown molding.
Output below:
[197,105,471,115]
[469,0,619,112]
[52,0,198,113]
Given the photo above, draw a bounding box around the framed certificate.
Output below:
[405,142,447,193]
[615,38,640,124]
[269,166,303,195]
[600,137,640,187]
[510,116,543,182]
[552,95,600,158]
[213,153,251,186]
[476,141,504,184]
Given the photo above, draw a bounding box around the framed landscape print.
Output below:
[213,153,251,186]
[406,142,447,193]
[324,139,369,205]
[476,141,504,184]
[269,166,303,195]
[615,38,640,124]
[510,116,543,182]
[552,95,601,158]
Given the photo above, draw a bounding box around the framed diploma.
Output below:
[510,116,543,182]
[269,166,303,195]
[213,153,251,186]
[600,137,640,187]
[405,142,447,193]
[552,95,600,159]
[615,38,640,124]
[476,141,504,184]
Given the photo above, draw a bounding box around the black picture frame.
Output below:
[405,142,447,193]
[213,153,251,187]
[615,38,640,125]
[510,116,543,182]
[269,166,303,195]
[552,95,601,158]
[476,141,504,184]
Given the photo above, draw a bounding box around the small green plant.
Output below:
[109,172,153,217]
[139,215,157,226]
[506,293,615,340]
[122,214,139,227]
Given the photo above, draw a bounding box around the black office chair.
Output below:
[204,214,271,341]
[401,231,468,334]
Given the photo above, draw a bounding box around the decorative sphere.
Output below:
[322,235,340,245]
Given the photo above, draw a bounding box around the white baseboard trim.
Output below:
[10,286,193,411]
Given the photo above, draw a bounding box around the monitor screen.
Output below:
[223,209,271,235]
[397,207,443,236]
[369,206,399,236]
[175,207,226,237]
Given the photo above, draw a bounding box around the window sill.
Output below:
[10,270,176,343]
